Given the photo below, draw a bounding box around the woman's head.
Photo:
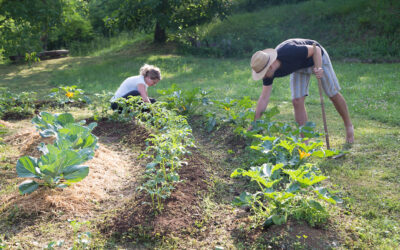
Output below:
[140,64,162,81]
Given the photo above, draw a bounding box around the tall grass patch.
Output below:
[191,0,399,61]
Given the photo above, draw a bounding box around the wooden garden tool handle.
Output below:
[313,43,330,149]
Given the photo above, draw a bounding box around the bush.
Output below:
[48,14,95,51]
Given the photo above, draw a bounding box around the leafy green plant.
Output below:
[88,91,114,121]
[16,145,90,194]
[17,112,98,194]
[230,108,342,228]
[49,85,91,107]
[137,166,178,212]
[0,87,37,120]
[105,96,144,123]
[213,96,256,135]
[32,111,76,137]
[122,100,196,212]
[69,220,92,250]
[25,51,40,67]
[53,123,98,159]
[157,83,210,115]
[291,198,329,227]
[231,162,340,228]
[205,111,217,132]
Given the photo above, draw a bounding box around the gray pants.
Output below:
[290,48,341,99]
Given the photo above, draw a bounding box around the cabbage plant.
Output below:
[17,112,98,194]
[32,111,76,137]
[17,145,90,194]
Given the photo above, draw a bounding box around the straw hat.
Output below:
[250,48,277,80]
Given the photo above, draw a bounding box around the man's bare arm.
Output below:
[254,85,273,121]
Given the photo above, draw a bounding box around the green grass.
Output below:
[194,0,400,60]
[0,41,399,248]
[1,48,399,125]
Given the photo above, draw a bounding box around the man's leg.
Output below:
[329,93,354,143]
[290,70,310,127]
[319,48,354,144]
[292,96,308,126]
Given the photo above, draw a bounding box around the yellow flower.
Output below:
[224,106,230,111]
[298,149,311,160]
[66,91,74,98]
[182,105,186,111]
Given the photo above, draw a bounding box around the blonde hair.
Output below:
[139,64,162,80]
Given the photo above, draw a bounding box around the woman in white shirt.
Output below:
[111,64,161,110]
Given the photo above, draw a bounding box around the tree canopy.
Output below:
[110,0,231,43]
[0,0,93,57]
[0,0,230,59]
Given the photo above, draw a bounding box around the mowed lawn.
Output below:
[1,50,399,248]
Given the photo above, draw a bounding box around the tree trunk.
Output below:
[154,22,166,43]
[41,33,48,51]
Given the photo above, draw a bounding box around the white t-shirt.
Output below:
[110,75,148,102]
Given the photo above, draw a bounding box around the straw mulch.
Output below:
[1,125,142,219]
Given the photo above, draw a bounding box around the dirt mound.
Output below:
[102,149,211,237]
[1,121,145,220]
[3,127,52,161]
[1,144,135,218]
[153,152,210,234]
[92,119,150,149]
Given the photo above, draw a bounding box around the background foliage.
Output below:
[0,0,399,62]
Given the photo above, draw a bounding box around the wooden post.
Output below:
[313,43,330,149]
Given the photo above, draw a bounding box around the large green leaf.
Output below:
[57,124,98,151]
[19,180,39,194]
[62,165,89,183]
[232,192,253,207]
[86,122,97,131]
[308,199,324,211]
[59,150,86,170]
[78,148,95,161]
[271,214,287,225]
[39,129,56,138]
[54,137,74,150]
[313,186,343,204]
[286,182,300,193]
[260,163,283,180]
[55,113,74,126]
[41,112,56,124]
[283,164,327,187]
[16,156,40,178]
[230,168,244,178]
[39,148,85,177]
[32,112,58,137]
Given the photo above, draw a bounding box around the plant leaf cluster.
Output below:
[211,96,256,134]
[157,83,211,115]
[48,85,91,108]
[0,87,37,120]
[109,96,195,212]
[231,117,342,228]
[16,111,98,194]
[138,102,195,212]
